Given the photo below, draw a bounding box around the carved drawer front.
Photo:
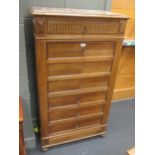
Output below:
[47,42,115,59]
[46,20,120,34]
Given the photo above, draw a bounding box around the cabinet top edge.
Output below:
[31,7,129,19]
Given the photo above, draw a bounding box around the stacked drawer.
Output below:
[46,41,115,136]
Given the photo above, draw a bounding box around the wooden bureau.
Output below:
[31,7,128,150]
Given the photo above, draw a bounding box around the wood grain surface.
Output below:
[32,7,128,149]
[113,46,135,100]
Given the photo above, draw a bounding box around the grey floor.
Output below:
[27,99,135,155]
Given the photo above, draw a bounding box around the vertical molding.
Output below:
[103,41,123,123]
[35,40,48,140]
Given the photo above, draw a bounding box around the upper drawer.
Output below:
[33,18,126,36]
[47,42,115,59]
[46,20,119,34]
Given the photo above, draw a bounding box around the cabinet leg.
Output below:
[41,147,48,152]
[100,134,106,138]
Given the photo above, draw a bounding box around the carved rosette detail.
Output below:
[33,18,45,35]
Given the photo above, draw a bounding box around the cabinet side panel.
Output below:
[103,41,122,123]
[35,40,48,139]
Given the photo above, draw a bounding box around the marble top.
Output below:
[31,7,128,19]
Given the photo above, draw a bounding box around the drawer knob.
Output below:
[80,43,86,48]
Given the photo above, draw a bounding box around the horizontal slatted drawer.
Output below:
[32,17,124,36]
[46,20,120,34]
